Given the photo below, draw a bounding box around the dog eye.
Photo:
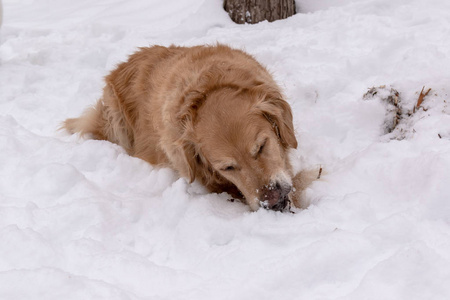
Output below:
[258,144,264,154]
[257,140,267,155]
[223,165,235,171]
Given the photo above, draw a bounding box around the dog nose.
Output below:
[276,182,291,197]
[261,182,292,211]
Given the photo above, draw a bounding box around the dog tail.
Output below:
[61,101,105,140]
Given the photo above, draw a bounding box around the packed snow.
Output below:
[1,0,450,299]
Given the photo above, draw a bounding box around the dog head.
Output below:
[178,86,297,211]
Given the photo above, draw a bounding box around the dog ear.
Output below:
[176,90,207,183]
[181,140,198,183]
[177,90,206,126]
[257,93,298,149]
[181,138,213,185]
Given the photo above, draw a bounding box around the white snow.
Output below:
[1,0,450,299]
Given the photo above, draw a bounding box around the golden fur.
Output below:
[64,44,299,211]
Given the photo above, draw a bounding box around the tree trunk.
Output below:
[223,0,296,24]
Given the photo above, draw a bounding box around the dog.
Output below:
[63,44,298,211]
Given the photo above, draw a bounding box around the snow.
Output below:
[1,0,450,299]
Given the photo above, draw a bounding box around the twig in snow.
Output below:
[317,165,323,180]
[286,199,295,214]
[414,86,431,113]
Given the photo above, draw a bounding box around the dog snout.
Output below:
[260,182,292,211]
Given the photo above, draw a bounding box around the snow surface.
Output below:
[1,0,450,299]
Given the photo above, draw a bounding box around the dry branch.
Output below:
[317,166,323,179]
[414,86,431,113]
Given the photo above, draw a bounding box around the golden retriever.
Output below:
[63,44,298,211]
